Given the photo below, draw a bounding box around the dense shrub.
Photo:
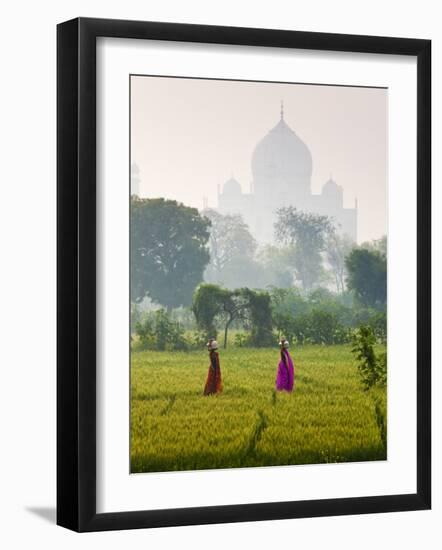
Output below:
[241,288,274,347]
[274,309,350,346]
[135,309,188,351]
[234,333,247,347]
[351,325,387,390]
[192,283,228,340]
[307,309,350,345]
[368,311,387,344]
[346,248,387,307]
[271,287,385,346]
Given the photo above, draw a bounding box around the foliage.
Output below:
[218,290,250,349]
[368,310,387,344]
[192,283,231,341]
[203,209,257,283]
[134,314,154,347]
[130,345,387,473]
[306,310,350,345]
[240,289,274,347]
[345,248,387,307]
[275,207,334,290]
[131,197,210,309]
[351,325,387,390]
[134,309,188,351]
[192,284,274,349]
[325,232,354,293]
[234,332,247,347]
[360,235,387,257]
[276,310,350,346]
[270,287,355,343]
[131,302,143,331]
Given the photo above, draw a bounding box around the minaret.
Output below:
[280,99,284,120]
[131,162,141,196]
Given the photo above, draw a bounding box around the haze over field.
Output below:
[131,76,387,243]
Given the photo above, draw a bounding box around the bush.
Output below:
[275,310,350,346]
[189,330,209,349]
[134,309,188,351]
[241,289,274,347]
[134,315,155,348]
[307,309,350,345]
[368,311,387,344]
[351,325,387,390]
[234,332,247,347]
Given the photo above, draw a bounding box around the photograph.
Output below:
[0,0,434,542]
[129,75,388,474]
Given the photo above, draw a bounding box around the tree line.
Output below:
[131,196,387,312]
[133,284,386,351]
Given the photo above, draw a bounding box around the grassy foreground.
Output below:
[130,345,386,473]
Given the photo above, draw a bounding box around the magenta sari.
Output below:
[275,349,294,392]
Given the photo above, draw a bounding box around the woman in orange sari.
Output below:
[203,339,223,395]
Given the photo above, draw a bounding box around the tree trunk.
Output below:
[224,317,233,349]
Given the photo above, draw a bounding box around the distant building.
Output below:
[131,162,141,196]
[217,104,357,242]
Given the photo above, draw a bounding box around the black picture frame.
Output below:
[57,17,431,532]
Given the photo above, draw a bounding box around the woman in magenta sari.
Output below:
[275,338,295,392]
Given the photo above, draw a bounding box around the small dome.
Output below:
[322,177,342,195]
[223,177,242,195]
[323,177,337,190]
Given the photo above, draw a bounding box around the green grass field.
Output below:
[130,345,387,473]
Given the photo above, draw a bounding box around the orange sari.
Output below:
[204,350,223,395]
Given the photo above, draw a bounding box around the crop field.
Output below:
[130,345,387,473]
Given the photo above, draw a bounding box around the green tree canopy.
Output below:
[192,283,273,348]
[192,283,229,340]
[240,288,273,347]
[345,248,386,307]
[131,197,210,309]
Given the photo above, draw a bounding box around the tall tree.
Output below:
[192,284,273,348]
[203,209,257,283]
[345,248,386,307]
[192,284,248,348]
[192,283,227,339]
[240,288,274,347]
[275,207,334,290]
[325,232,354,293]
[131,197,210,309]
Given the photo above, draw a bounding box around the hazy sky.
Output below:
[131,75,387,243]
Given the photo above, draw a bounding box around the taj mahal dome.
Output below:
[217,104,357,243]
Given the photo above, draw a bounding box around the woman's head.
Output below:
[279,338,289,350]
[207,338,218,351]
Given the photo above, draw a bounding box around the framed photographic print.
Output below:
[57,17,431,532]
